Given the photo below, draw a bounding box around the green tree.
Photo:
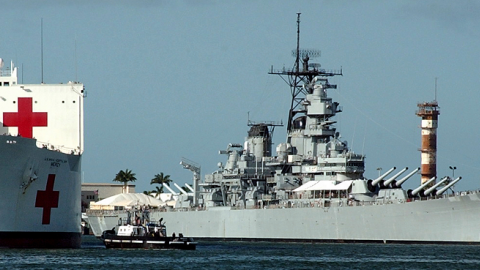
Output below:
[150,172,173,193]
[180,185,190,193]
[143,186,163,197]
[113,169,137,193]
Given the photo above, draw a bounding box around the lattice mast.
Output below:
[268,13,342,134]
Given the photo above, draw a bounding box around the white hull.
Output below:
[88,192,480,244]
[0,61,84,248]
[0,136,82,248]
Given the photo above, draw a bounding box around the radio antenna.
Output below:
[41,18,44,84]
[295,13,300,73]
[75,34,78,82]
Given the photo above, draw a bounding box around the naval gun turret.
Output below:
[409,176,436,198]
[423,177,449,196]
[382,167,408,188]
[391,167,420,188]
[368,167,396,192]
[163,184,178,195]
[436,177,462,196]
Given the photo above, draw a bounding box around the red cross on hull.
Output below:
[35,174,60,225]
[3,97,48,138]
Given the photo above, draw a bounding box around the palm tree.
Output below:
[113,169,137,193]
[151,172,172,187]
[180,185,190,193]
[143,186,163,197]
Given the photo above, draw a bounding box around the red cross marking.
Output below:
[35,174,59,225]
[3,97,48,138]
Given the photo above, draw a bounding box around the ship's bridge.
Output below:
[0,59,18,87]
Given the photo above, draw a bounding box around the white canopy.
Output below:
[293,180,353,192]
[93,193,166,207]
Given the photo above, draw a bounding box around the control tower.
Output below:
[416,101,440,185]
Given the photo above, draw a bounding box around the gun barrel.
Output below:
[424,177,449,196]
[436,177,462,195]
[372,167,396,186]
[395,167,420,187]
[384,167,408,186]
[174,183,188,195]
[411,176,436,196]
[163,184,178,195]
[184,183,195,192]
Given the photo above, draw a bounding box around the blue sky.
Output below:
[2,0,480,193]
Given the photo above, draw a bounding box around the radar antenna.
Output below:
[269,13,342,132]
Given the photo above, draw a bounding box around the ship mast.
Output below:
[269,13,342,134]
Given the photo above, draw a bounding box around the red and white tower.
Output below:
[416,101,440,185]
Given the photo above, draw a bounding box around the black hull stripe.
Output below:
[194,237,480,245]
[0,232,81,248]
[104,242,196,250]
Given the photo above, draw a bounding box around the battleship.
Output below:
[87,14,480,244]
[0,59,85,248]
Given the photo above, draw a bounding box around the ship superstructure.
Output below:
[87,14,480,244]
[0,59,85,248]
[196,14,368,210]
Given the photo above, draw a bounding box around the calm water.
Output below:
[0,235,479,269]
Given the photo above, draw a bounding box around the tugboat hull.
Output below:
[102,235,197,250]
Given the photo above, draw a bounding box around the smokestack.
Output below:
[416,101,440,186]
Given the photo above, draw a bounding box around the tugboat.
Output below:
[101,217,197,250]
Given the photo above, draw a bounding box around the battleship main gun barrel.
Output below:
[410,176,436,197]
[392,167,420,188]
[383,167,408,187]
[436,177,462,196]
[423,177,449,196]
[163,184,179,195]
[368,167,395,192]
[174,183,189,195]
[184,183,195,192]
[372,167,396,186]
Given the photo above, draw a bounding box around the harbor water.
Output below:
[0,235,479,269]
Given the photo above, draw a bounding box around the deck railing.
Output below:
[86,189,480,216]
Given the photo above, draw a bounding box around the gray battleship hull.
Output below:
[88,192,480,244]
[87,14,480,245]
